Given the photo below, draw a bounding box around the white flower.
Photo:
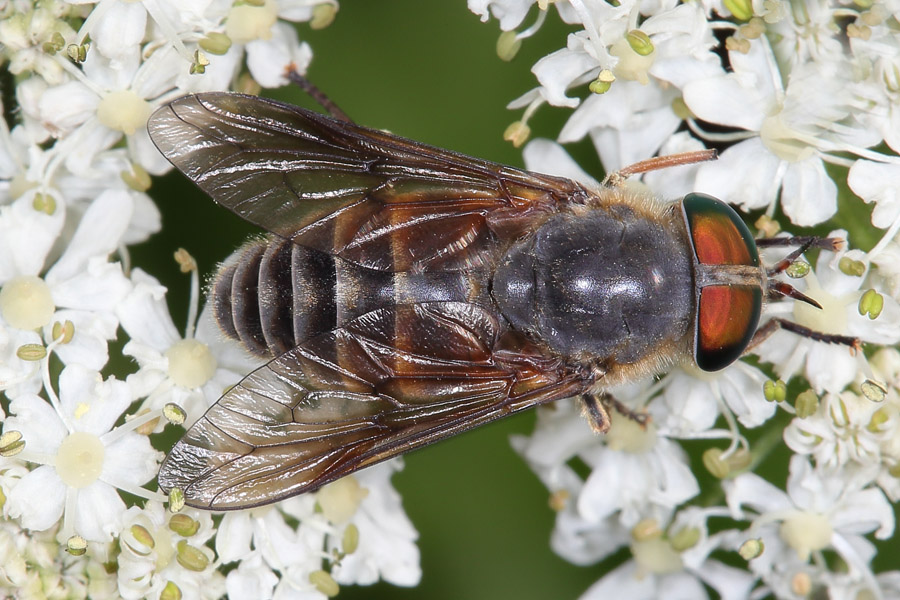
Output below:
[468,0,537,30]
[221,1,317,88]
[683,39,881,226]
[579,507,755,600]
[505,2,722,171]
[36,46,182,175]
[0,188,65,284]
[580,560,717,600]
[3,365,161,542]
[0,2,75,85]
[83,0,150,63]
[117,501,225,600]
[245,22,312,88]
[0,112,160,247]
[868,348,900,502]
[0,189,132,375]
[0,319,44,398]
[826,569,900,600]
[850,17,900,153]
[560,79,684,172]
[784,390,889,472]
[224,552,280,600]
[0,515,118,598]
[579,419,698,526]
[215,463,420,596]
[552,508,631,566]
[724,455,894,594]
[556,4,721,170]
[848,159,900,230]
[116,269,254,427]
[513,396,699,530]
[49,146,162,246]
[653,363,774,435]
[753,239,900,393]
[766,0,846,68]
[215,493,328,590]
[522,138,600,187]
[0,512,54,593]
[331,462,421,587]
[870,241,900,301]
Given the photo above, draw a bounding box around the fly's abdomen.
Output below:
[213,237,343,357]
[212,236,488,357]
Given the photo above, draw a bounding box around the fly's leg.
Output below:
[743,317,861,355]
[602,150,718,188]
[285,68,353,123]
[580,393,611,434]
[751,234,861,352]
[755,236,842,252]
[580,393,650,434]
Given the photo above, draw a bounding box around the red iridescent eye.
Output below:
[696,286,761,370]
[682,193,762,371]
[683,193,759,268]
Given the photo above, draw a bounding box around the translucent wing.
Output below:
[147,93,586,271]
[158,302,588,509]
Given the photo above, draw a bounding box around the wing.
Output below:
[158,302,589,510]
[147,93,587,271]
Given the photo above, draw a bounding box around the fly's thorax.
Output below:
[491,196,695,374]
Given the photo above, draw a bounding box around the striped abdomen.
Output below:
[212,236,490,357]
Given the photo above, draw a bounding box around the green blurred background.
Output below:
[135,1,615,598]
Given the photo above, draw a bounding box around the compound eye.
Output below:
[682,193,762,371]
[682,193,759,267]
[696,286,761,370]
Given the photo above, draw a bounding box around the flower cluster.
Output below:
[472,0,900,598]
[0,0,420,598]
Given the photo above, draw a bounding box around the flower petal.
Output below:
[6,465,66,531]
[50,257,131,312]
[581,561,656,600]
[216,512,254,563]
[724,472,791,517]
[0,190,65,281]
[48,309,118,370]
[74,481,127,542]
[522,139,600,188]
[683,40,776,131]
[848,160,900,229]
[246,24,312,89]
[59,365,132,434]
[830,488,895,539]
[117,269,180,352]
[102,433,160,487]
[720,363,774,428]
[656,373,719,434]
[803,342,858,394]
[46,189,133,285]
[91,1,147,61]
[694,138,780,212]
[532,39,596,108]
[780,157,837,226]
[6,394,67,451]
